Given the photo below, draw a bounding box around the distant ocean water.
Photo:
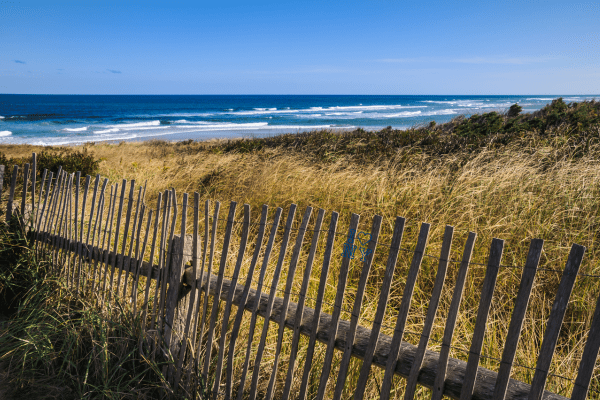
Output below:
[0,95,597,146]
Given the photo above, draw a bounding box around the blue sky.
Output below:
[1,0,599,94]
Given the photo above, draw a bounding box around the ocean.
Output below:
[0,95,596,146]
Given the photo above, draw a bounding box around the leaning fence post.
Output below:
[163,233,193,374]
[571,279,600,400]
[164,194,192,369]
[6,165,18,222]
[31,153,36,231]
[528,244,585,400]
[0,165,5,204]
[20,163,30,223]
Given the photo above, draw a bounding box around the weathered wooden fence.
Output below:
[2,154,600,400]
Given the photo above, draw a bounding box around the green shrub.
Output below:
[36,149,100,177]
[507,103,522,118]
[0,149,100,181]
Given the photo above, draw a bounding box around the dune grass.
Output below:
[2,99,600,399]
[0,220,175,399]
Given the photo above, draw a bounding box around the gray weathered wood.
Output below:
[34,170,50,255]
[6,165,18,222]
[379,222,431,400]
[164,193,189,362]
[57,173,72,271]
[89,179,108,288]
[76,175,90,293]
[116,180,135,296]
[107,180,126,302]
[213,204,251,398]
[101,184,118,304]
[189,198,210,357]
[50,171,67,265]
[59,175,72,274]
[20,163,29,218]
[43,169,63,259]
[31,153,36,230]
[432,231,477,400]
[528,244,586,400]
[298,211,339,400]
[54,173,70,270]
[196,200,220,381]
[63,176,74,271]
[83,175,100,285]
[130,204,146,308]
[235,207,282,400]
[163,230,193,382]
[460,238,505,400]
[493,239,543,400]
[173,192,202,390]
[158,189,177,338]
[404,225,454,400]
[0,164,4,205]
[70,172,80,286]
[39,170,57,253]
[203,201,237,387]
[44,219,568,400]
[281,208,326,400]
[196,199,214,365]
[192,270,568,400]
[315,213,361,400]
[139,193,161,356]
[125,185,143,298]
[43,169,63,256]
[333,215,383,400]
[247,204,297,400]
[571,280,600,400]
[34,169,47,234]
[185,197,208,390]
[90,190,106,293]
[125,186,146,300]
[354,216,406,400]
[226,204,269,400]
[265,206,313,400]
[150,189,171,354]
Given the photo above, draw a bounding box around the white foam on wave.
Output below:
[0,116,4,119]
[386,111,422,118]
[0,130,12,137]
[64,126,88,132]
[94,128,120,134]
[325,104,426,112]
[422,100,481,106]
[526,97,555,101]
[171,122,270,130]
[105,120,161,129]
[423,109,458,116]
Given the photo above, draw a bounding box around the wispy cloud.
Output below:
[376,56,555,65]
[14,60,26,64]
[375,58,422,63]
[107,69,121,74]
[451,56,555,64]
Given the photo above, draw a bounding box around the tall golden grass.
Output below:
[3,137,600,399]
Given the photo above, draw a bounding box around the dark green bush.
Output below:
[0,149,100,180]
[507,104,522,118]
[36,149,100,177]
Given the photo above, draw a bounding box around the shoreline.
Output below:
[2,94,588,147]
